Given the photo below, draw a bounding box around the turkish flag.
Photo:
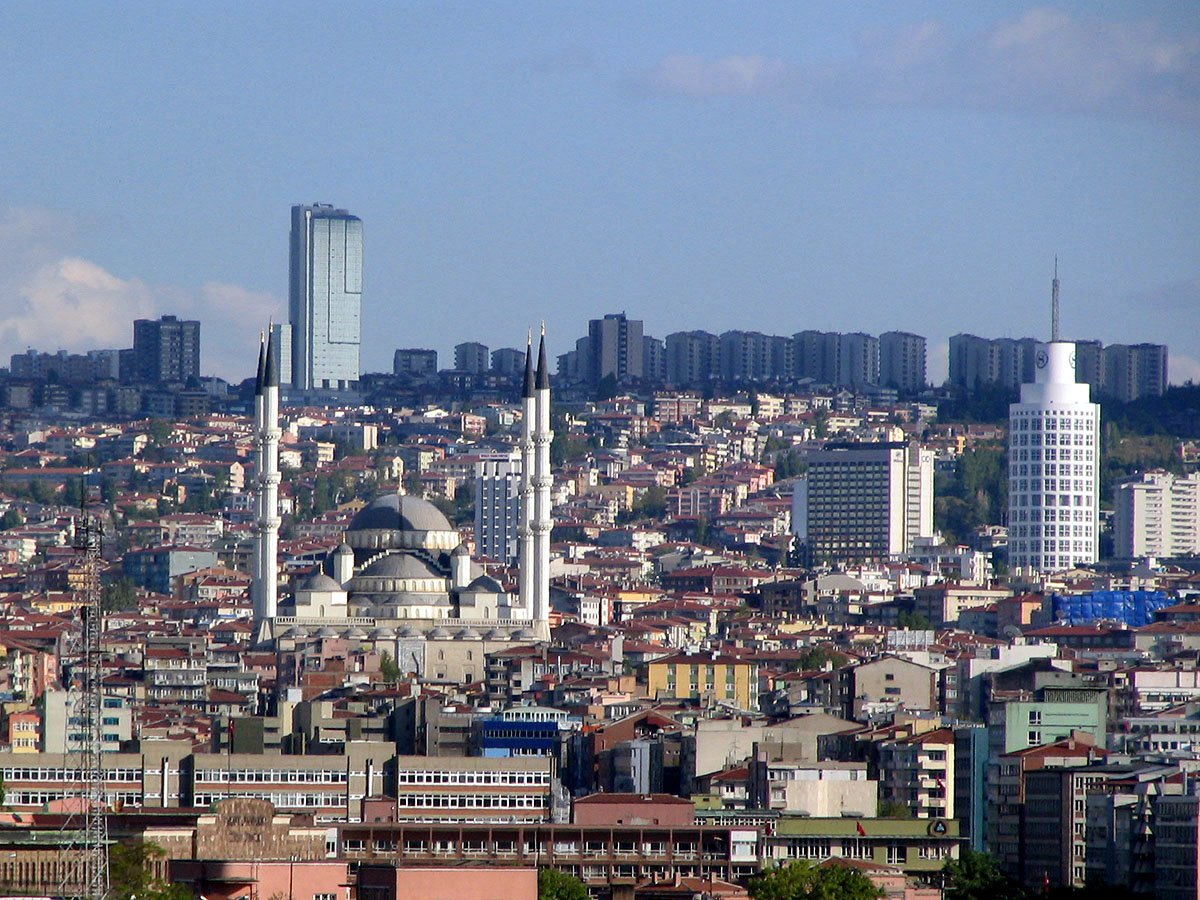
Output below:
[856,822,867,837]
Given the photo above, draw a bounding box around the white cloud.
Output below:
[636,8,1200,125]
[0,203,282,382]
[0,257,157,353]
[641,54,790,99]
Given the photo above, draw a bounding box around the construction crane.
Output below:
[57,511,109,900]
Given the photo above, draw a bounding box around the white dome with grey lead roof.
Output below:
[344,493,460,552]
[297,573,345,593]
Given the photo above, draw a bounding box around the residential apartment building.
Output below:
[664,332,719,385]
[879,331,927,393]
[129,315,200,384]
[878,728,955,819]
[1113,471,1200,559]
[950,333,1167,400]
[393,349,438,376]
[474,451,522,563]
[646,652,758,710]
[454,342,490,374]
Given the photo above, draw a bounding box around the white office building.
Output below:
[1007,341,1100,573]
[475,451,522,564]
[289,203,363,392]
[1113,471,1200,560]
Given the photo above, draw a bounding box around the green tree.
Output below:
[452,481,476,525]
[0,509,22,530]
[877,800,912,818]
[774,451,807,481]
[108,841,191,900]
[748,860,882,900]
[379,651,402,683]
[146,418,173,446]
[595,373,620,401]
[102,577,140,612]
[312,474,335,515]
[101,477,120,504]
[813,409,829,439]
[897,610,933,631]
[538,868,589,900]
[797,646,848,672]
[29,479,54,505]
[941,848,1027,900]
[632,485,667,520]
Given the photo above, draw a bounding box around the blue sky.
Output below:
[0,2,1197,383]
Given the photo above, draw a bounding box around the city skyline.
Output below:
[0,3,1195,383]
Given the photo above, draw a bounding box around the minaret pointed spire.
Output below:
[1051,257,1060,343]
[535,322,549,390]
[255,332,266,395]
[522,329,535,398]
[265,327,279,388]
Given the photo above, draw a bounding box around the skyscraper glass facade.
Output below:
[289,204,362,391]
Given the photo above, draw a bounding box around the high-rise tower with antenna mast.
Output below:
[1007,266,1100,573]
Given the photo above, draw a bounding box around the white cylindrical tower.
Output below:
[1007,338,1100,573]
[532,331,554,628]
[332,542,354,586]
[451,542,472,590]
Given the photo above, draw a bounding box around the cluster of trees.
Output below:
[536,848,1103,900]
[934,446,1006,547]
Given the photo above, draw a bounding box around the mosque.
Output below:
[249,329,554,682]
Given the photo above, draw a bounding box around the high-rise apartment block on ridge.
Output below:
[1006,273,1100,573]
[454,342,490,374]
[393,348,438,377]
[951,333,1166,401]
[587,313,644,384]
[879,331,928,393]
[288,203,362,391]
[560,315,927,392]
[130,315,200,384]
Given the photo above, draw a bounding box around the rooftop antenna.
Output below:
[1051,257,1060,342]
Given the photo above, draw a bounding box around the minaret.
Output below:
[531,327,554,630]
[517,333,535,615]
[1006,267,1100,574]
[250,335,266,626]
[254,328,282,644]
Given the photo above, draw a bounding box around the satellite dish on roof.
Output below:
[1002,625,1023,641]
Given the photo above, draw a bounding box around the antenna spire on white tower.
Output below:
[1051,257,1060,342]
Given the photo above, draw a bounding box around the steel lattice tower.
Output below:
[58,512,109,900]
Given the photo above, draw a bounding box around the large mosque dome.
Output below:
[343,493,462,553]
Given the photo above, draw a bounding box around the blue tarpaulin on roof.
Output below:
[1051,590,1170,627]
